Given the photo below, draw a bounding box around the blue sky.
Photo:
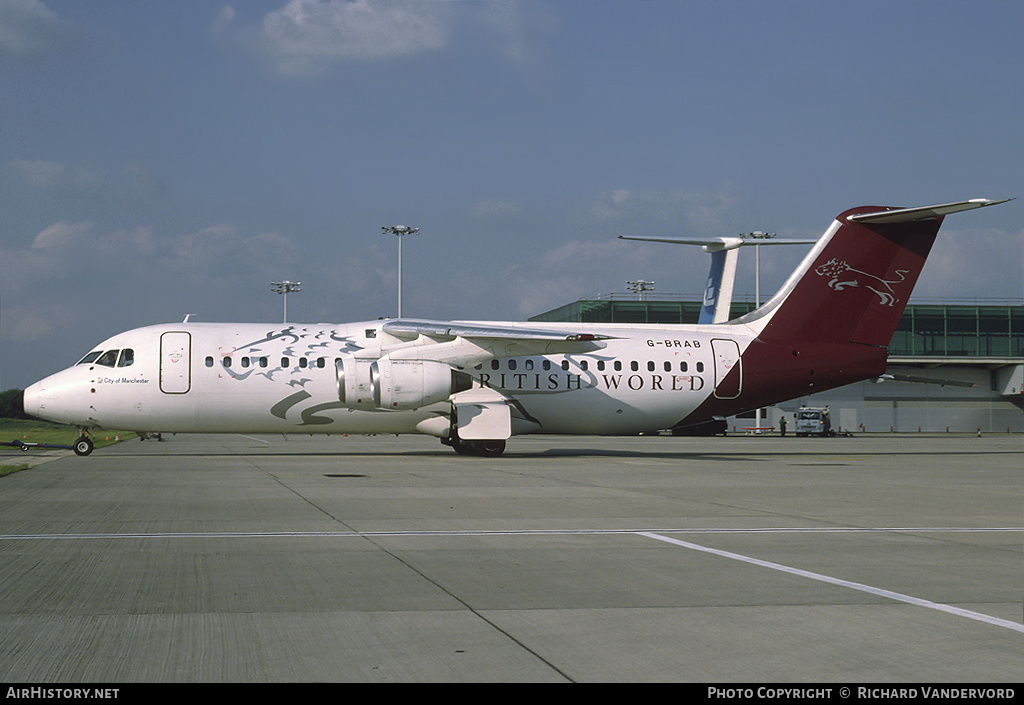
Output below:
[2,0,1021,389]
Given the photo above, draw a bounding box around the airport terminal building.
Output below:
[530,297,1024,433]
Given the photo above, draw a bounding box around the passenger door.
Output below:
[160,331,191,394]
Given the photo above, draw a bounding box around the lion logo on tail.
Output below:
[815,259,908,306]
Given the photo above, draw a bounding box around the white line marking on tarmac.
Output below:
[1,526,1020,540]
[2,525,1020,633]
[639,531,1024,635]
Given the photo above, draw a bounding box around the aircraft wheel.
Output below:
[470,440,506,457]
[450,438,474,455]
[444,437,506,457]
[73,436,94,456]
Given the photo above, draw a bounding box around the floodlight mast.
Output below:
[271,280,301,323]
[382,225,418,317]
[626,279,655,301]
[740,231,776,306]
[739,231,775,432]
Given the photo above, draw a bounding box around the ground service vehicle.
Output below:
[795,407,833,436]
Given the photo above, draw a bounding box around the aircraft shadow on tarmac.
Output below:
[72,440,1019,462]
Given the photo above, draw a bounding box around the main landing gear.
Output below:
[441,433,506,457]
[441,406,507,457]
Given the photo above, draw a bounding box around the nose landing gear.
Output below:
[73,434,94,456]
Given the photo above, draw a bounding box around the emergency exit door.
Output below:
[160,331,191,394]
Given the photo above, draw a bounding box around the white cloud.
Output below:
[915,226,1024,301]
[585,188,737,235]
[1,300,75,343]
[31,220,93,249]
[253,0,549,76]
[210,5,236,35]
[168,225,298,281]
[6,159,105,192]
[0,0,64,55]
[260,0,451,74]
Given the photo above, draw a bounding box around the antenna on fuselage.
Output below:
[182,313,196,323]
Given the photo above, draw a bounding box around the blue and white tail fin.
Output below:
[618,234,816,324]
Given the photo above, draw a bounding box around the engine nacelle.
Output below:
[372,358,473,410]
[337,355,472,411]
[336,355,378,409]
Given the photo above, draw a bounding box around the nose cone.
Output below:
[10,389,25,416]
[22,370,93,426]
[22,381,44,420]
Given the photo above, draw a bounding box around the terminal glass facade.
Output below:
[530,300,1024,358]
[890,305,1023,357]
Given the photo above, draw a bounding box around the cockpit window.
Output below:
[77,349,132,367]
[96,350,119,367]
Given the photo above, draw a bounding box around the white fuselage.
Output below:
[23,319,754,438]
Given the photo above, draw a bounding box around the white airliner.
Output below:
[20,198,1009,456]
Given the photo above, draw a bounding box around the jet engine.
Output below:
[337,355,473,411]
[373,357,473,410]
[336,355,376,409]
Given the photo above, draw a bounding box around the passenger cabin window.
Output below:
[205,356,214,367]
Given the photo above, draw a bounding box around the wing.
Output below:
[378,318,614,368]
[383,318,611,343]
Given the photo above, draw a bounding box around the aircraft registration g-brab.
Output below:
[20,198,1010,457]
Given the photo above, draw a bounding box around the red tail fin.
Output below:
[747,199,1009,348]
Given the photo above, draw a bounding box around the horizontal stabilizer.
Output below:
[619,235,816,252]
[848,198,1012,225]
[877,373,977,388]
